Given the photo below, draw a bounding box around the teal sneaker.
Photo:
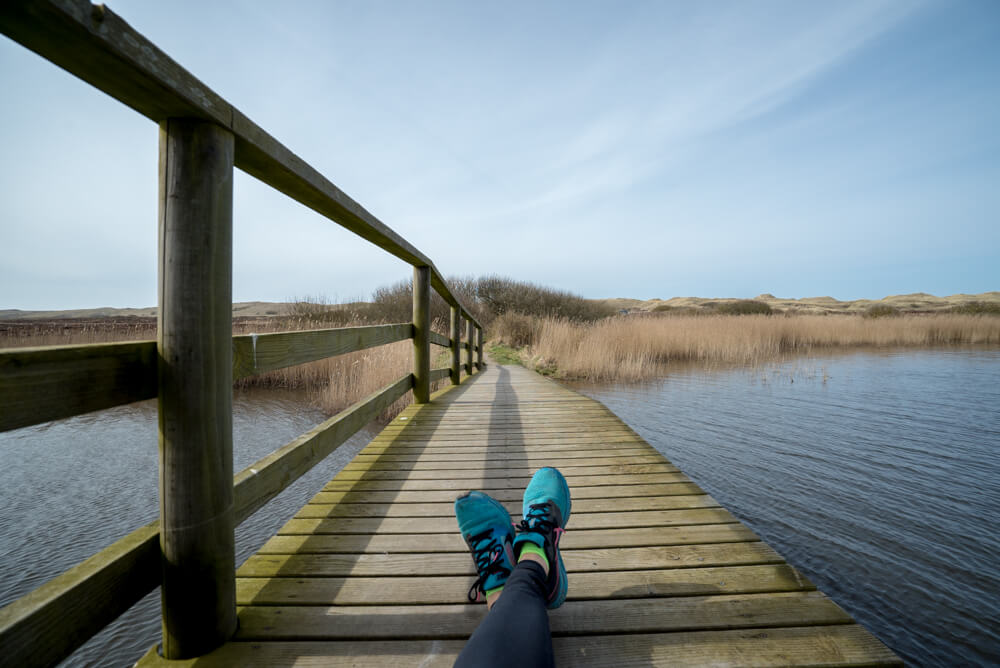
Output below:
[512,467,572,609]
[455,490,516,602]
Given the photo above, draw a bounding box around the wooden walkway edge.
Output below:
[138,363,901,667]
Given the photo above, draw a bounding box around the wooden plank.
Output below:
[429,367,451,383]
[135,625,902,667]
[278,508,740,534]
[377,422,637,433]
[233,374,413,524]
[349,448,657,462]
[305,483,707,504]
[235,564,813,605]
[371,434,646,446]
[324,465,678,482]
[258,524,756,554]
[135,639,469,667]
[551,626,903,667]
[305,492,704,514]
[232,592,848,640]
[429,331,450,348]
[323,474,694,493]
[157,117,237,657]
[0,323,413,434]
[232,324,411,379]
[359,442,662,456]
[338,455,666,472]
[296,495,719,518]
[0,522,160,668]
[0,340,157,433]
[237,542,780,578]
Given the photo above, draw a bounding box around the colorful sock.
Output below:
[485,585,504,599]
[517,542,549,569]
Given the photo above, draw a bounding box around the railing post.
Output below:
[157,118,236,659]
[450,306,461,385]
[477,326,484,370]
[465,319,473,374]
[412,266,431,403]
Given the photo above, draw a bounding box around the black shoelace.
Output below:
[466,529,512,602]
[517,501,560,540]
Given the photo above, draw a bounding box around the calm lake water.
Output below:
[567,348,1000,667]
[0,389,377,667]
[3,351,998,666]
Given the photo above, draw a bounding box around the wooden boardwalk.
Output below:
[140,363,900,666]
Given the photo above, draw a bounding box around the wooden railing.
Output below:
[0,2,485,665]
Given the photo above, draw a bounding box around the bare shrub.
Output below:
[490,312,543,348]
[864,304,900,318]
[715,300,773,315]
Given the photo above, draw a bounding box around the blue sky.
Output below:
[1,0,997,310]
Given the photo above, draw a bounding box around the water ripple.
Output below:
[0,388,375,667]
[569,348,1000,667]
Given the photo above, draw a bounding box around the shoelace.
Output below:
[518,501,559,538]
[465,528,512,602]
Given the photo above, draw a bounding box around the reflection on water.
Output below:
[0,388,377,667]
[567,348,1000,667]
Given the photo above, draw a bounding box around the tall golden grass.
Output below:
[0,316,452,420]
[493,313,1000,382]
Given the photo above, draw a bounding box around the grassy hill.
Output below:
[596,292,1000,315]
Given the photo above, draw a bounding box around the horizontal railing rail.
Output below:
[0,0,489,665]
[0,322,460,433]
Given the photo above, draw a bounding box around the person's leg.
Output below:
[453,469,572,667]
[453,559,554,668]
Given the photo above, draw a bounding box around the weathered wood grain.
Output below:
[232,592,849,640]
[257,524,755,554]
[0,522,159,668]
[428,331,450,348]
[233,375,413,524]
[449,306,461,385]
[135,625,902,667]
[278,507,740,535]
[412,266,431,403]
[323,473,694,493]
[307,482,707,504]
[237,542,780,578]
[235,563,813,605]
[296,494,719,519]
[232,324,411,379]
[157,118,237,658]
[0,341,157,432]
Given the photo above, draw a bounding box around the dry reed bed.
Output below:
[511,314,1000,382]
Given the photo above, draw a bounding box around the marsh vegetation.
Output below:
[4,278,998,407]
[490,311,1000,381]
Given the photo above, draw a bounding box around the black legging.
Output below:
[454,560,555,667]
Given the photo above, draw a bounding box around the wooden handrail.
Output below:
[0,324,419,433]
[0,341,158,432]
[232,324,413,378]
[0,0,488,663]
